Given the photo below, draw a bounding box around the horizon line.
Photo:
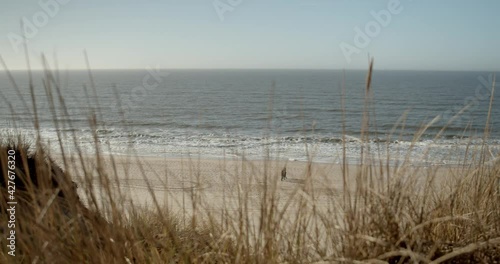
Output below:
[2,68,499,73]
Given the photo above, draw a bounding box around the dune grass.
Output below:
[0,58,499,263]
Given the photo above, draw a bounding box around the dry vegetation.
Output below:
[0,59,499,263]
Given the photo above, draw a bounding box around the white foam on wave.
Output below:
[2,127,499,166]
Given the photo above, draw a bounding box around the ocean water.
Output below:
[1,69,499,165]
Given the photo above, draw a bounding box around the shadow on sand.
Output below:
[284,178,305,184]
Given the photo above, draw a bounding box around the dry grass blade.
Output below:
[430,237,500,264]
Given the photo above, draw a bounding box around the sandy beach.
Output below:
[65,155,344,210]
[57,153,451,225]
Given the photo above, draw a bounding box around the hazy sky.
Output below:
[0,0,498,71]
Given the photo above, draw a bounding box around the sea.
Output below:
[1,69,499,165]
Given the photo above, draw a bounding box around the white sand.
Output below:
[56,154,355,221]
[56,153,452,230]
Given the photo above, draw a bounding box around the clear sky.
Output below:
[0,0,499,71]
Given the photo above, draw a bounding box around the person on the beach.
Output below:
[281,166,287,181]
